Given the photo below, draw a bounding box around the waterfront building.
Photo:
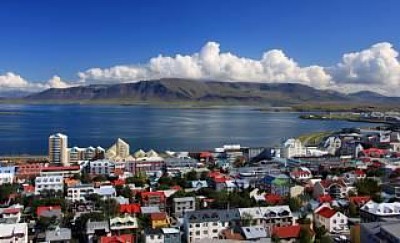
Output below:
[106,138,131,160]
[89,159,116,175]
[68,146,105,164]
[49,133,69,166]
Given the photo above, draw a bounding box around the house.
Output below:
[0,205,23,223]
[144,228,164,243]
[183,209,240,243]
[0,223,27,243]
[150,212,169,228]
[361,221,400,243]
[173,197,196,217]
[343,169,366,184]
[161,228,181,243]
[349,196,370,207]
[86,220,110,243]
[190,180,208,191]
[238,206,294,234]
[289,167,312,181]
[45,227,72,243]
[314,205,348,233]
[109,215,139,231]
[360,200,400,223]
[100,234,134,243]
[240,226,269,241]
[119,203,141,216]
[272,225,301,243]
[141,191,166,212]
[313,178,354,199]
[259,174,291,196]
[94,185,117,199]
[36,206,62,220]
[34,176,64,195]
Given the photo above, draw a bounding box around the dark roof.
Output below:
[185,209,240,223]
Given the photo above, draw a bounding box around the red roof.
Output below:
[354,170,366,176]
[36,206,61,216]
[100,234,134,243]
[150,212,167,221]
[112,178,125,186]
[141,191,165,200]
[273,225,301,239]
[318,195,333,203]
[349,196,370,206]
[213,177,228,183]
[265,194,282,204]
[41,166,80,171]
[119,204,141,214]
[2,208,20,214]
[200,152,213,158]
[23,185,35,193]
[316,207,337,218]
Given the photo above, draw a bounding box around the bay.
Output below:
[0,104,373,155]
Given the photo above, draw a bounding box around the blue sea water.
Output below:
[0,104,373,155]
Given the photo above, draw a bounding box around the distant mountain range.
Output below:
[22,78,400,107]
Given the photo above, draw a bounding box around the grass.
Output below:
[297,131,333,146]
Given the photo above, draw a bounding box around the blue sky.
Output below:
[1,0,400,94]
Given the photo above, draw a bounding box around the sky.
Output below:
[1,0,400,95]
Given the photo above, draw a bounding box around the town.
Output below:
[1,125,400,243]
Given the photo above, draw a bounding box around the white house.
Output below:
[0,173,14,185]
[109,215,139,231]
[35,176,64,195]
[289,167,312,181]
[314,205,348,233]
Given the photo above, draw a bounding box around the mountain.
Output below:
[24,78,400,107]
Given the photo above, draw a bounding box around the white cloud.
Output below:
[2,41,400,95]
[328,42,400,94]
[78,41,333,88]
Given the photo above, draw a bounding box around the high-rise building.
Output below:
[49,133,68,165]
[106,138,131,160]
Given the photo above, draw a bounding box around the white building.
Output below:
[66,184,95,202]
[109,216,139,231]
[183,209,240,243]
[0,173,14,185]
[289,167,312,181]
[89,159,115,175]
[314,205,348,233]
[281,138,307,158]
[49,133,69,166]
[360,200,400,222]
[35,176,64,195]
[0,223,28,243]
[68,146,105,164]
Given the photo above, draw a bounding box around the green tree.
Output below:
[0,183,18,203]
[299,227,313,243]
[349,202,358,217]
[289,197,302,212]
[185,170,198,181]
[355,178,380,196]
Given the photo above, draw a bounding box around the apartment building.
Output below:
[173,197,196,217]
[35,176,64,195]
[49,133,69,166]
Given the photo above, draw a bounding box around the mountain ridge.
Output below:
[24,78,399,107]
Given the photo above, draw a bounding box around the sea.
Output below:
[0,104,374,155]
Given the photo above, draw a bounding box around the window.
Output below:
[195,223,200,227]
[196,231,200,236]
[203,230,208,234]
[212,229,218,233]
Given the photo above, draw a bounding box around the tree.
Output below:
[349,202,358,217]
[92,175,107,182]
[0,183,18,203]
[355,178,380,196]
[299,227,313,243]
[289,197,302,212]
[314,226,327,241]
[185,170,198,181]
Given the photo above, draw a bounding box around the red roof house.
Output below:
[273,225,301,239]
[119,203,141,214]
[100,234,134,243]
